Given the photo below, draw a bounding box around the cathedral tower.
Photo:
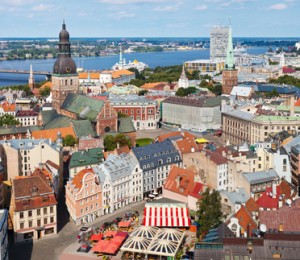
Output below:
[28,64,35,90]
[222,26,238,95]
[51,21,79,113]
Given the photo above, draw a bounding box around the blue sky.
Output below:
[1,0,299,37]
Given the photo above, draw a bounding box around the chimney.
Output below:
[176,176,181,188]
[117,142,120,149]
[247,223,251,238]
[272,182,277,198]
[222,151,226,157]
[271,143,277,150]
[290,95,295,117]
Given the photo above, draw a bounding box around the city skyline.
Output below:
[1,0,299,38]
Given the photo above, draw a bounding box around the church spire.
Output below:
[225,26,235,70]
[180,63,187,79]
[28,64,35,90]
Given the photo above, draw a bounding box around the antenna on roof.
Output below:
[259,224,267,233]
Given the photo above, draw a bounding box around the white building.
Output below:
[15,110,38,126]
[93,153,143,215]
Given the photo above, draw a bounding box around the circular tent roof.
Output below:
[131,226,159,238]
[121,236,152,252]
[121,227,185,258]
[148,239,179,256]
[156,228,184,242]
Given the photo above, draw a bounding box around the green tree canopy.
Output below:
[39,86,51,97]
[196,188,225,236]
[175,87,197,97]
[104,134,132,151]
[269,75,300,88]
[0,114,20,127]
[62,135,77,147]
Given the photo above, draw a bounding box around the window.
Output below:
[28,210,32,217]
[44,218,48,225]
[20,212,24,219]
[50,207,53,214]
[20,223,24,229]
[44,208,47,215]
[28,221,32,228]
[37,219,41,227]
[50,217,54,223]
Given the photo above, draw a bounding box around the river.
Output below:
[0,47,268,87]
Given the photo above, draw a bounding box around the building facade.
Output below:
[132,139,182,196]
[15,110,38,126]
[65,169,102,226]
[93,153,143,215]
[0,209,8,260]
[185,59,225,75]
[110,94,159,130]
[0,138,62,181]
[10,173,57,242]
[162,96,223,131]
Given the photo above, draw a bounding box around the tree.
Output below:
[196,188,225,236]
[104,134,132,151]
[62,135,77,147]
[39,86,51,97]
[0,114,20,127]
[175,87,186,97]
[138,90,148,96]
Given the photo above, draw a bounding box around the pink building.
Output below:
[163,166,206,210]
[65,169,102,226]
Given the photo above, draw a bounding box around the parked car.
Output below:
[124,212,134,218]
[113,217,123,223]
[80,226,89,232]
[214,129,222,137]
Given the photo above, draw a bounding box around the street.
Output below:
[9,188,145,260]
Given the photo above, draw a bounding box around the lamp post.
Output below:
[247,240,253,260]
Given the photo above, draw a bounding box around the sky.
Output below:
[1,0,299,38]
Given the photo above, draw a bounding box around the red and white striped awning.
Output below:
[142,207,191,227]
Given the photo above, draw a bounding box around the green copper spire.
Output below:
[225,26,235,70]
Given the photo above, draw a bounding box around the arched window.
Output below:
[70,79,73,85]
[65,79,68,85]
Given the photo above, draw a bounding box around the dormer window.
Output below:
[158,159,163,165]
[167,157,171,163]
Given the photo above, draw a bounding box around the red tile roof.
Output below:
[176,137,199,154]
[207,151,228,165]
[233,205,257,233]
[71,169,94,191]
[245,197,259,213]
[12,174,57,211]
[1,103,16,112]
[259,199,300,232]
[164,166,198,197]
[156,130,195,143]
[32,126,76,141]
[256,180,293,210]
[188,182,205,199]
[16,110,38,117]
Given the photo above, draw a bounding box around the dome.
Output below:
[59,23,69,43]
[53,56,77,75]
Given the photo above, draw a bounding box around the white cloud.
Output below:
[32,4,53,12]
[110,11,135,19]
[98,0,168,4]
[153,1,183,12]
[195,4,208,10]
[268,3,288,10]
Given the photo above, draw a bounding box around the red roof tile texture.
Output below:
[164,166,199,197]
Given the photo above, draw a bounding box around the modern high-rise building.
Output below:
[210,26,229,60]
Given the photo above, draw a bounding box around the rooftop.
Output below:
[69,148,104,168]
[243,169,279,185]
